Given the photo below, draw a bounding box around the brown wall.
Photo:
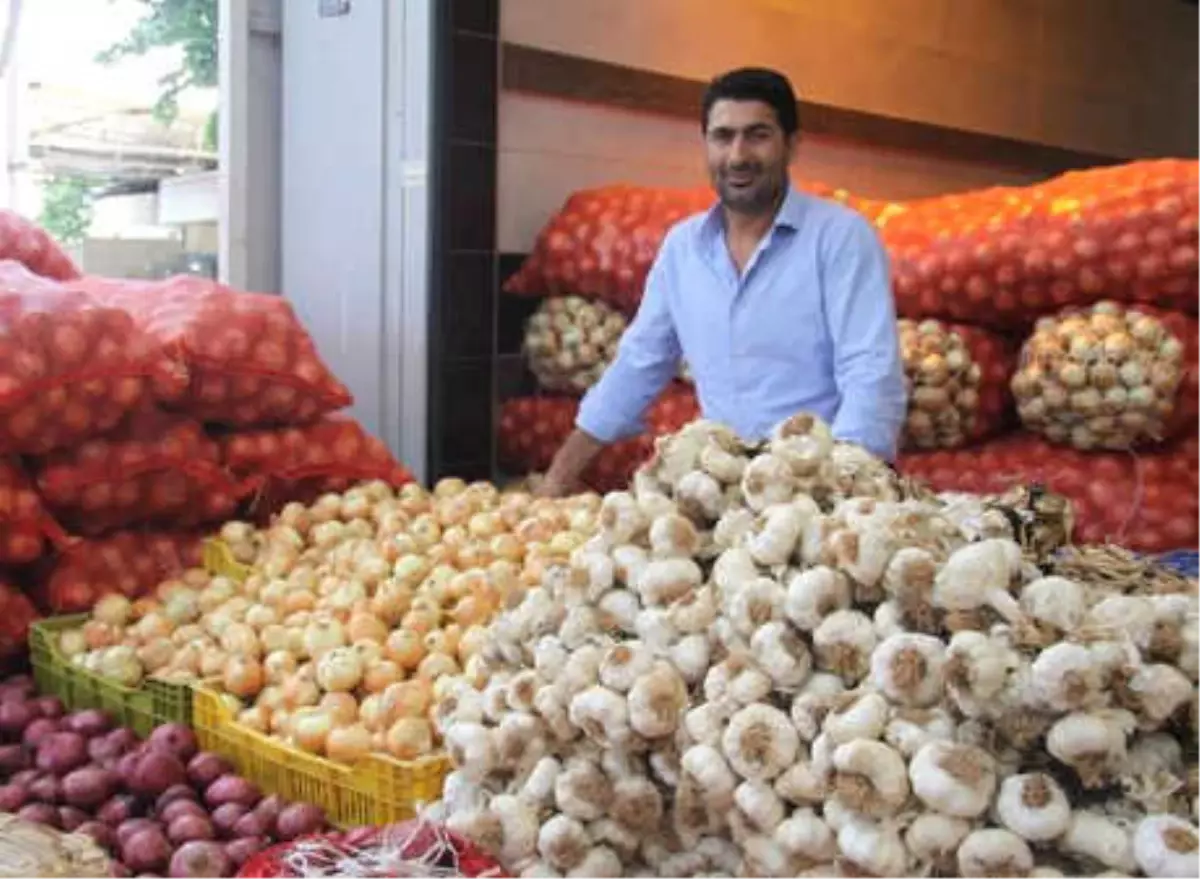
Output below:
[501,0,1198,158]
[497,0,1198,251]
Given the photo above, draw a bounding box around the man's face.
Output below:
[704,99,794,216]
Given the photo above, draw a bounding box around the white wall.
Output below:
[279,0,431,481]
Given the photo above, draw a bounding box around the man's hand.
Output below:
[536,429,604,499]
[533,473,573,499]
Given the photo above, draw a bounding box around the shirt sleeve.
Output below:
[576,238,682,443]
[823,216,908,461]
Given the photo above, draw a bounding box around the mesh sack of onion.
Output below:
[0,261,188,455]
[78,274,352,427]
[31,409,245,535]
[886,158,1198,328]
[1011,301,1198,451]
[237,819,505,878]
[0,211,80,282]
[0,456,65,565]
[898,318,1016,450]
[217,414,415,521]
[32,530,205,615]
[0,578,40,662]
[897,431,1199,552]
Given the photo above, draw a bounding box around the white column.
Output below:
[218,0,281,293]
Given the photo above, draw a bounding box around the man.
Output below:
[538,67,906,497]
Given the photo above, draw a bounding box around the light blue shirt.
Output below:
[576,186,907,460]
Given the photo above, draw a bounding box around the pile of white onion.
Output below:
[898,319,984,450]
[1011,301,1185,450]
[57,479,601,766]
[429,413,1198,878]
[523,297,628,394]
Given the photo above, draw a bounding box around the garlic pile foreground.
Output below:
[57,479,601,765]
[429,413,1199,878]
[1011,301,1185,450]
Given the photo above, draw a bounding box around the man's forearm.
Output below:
[544,428,606,490]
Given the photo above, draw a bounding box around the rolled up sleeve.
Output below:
[576,241,681,443]
[824,217,908,461]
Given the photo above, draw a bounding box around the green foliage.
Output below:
[38,175,97,245]
[96,0,218,124]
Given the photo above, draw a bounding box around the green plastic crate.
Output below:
[30,615,194,738]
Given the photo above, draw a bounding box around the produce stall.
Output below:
[0,156,1193,879]
[498,159,1199,555]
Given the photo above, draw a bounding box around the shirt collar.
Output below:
[700,185,806,245]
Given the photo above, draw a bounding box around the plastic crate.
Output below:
[192,685,450,827]
[202,537,253,582]
[29,615,194,738]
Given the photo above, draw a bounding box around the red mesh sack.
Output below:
[34,530,205,614]
[585,436,655,493]
[237,821,504,878]
[0,579,39,661]
[899,319,1017,450]
[496,396,579,475]
[0,457,66,564]
[0,211,80,281]
[31,409,244,535]
[898,431,1199,553]
[647,382,701,435]
[504,184,715,314]
[0,261,187,454]
[887,159,1199,328]
[219,414,414,515]
[78,274,352,427]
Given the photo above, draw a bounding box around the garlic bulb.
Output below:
[1133,814,1200,878]
[1012,301,1185,450]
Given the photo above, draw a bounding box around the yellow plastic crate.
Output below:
[202,537,254,583]
[192,685,450,827]
[30,615,194,738]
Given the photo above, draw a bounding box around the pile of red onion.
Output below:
[0,675,327,877]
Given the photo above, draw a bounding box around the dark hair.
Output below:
[702,67,799,136]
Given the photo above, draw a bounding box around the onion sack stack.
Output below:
[427,412,1199,878]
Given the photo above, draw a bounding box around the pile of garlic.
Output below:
[428,413,1199,878]
[1011,301,1185,450]
[898,319,985,450]
[524,296,628,393]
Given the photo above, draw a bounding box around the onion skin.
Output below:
[0,744,30,774]
[276,802,326,840]
[18,802,59,828]
[0,782,28,811]
[204,774,261,810]
[185,753,232,790]
[63,709,114,738]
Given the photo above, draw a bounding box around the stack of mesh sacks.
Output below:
[0,211,413,657]
[498,160,1199,552]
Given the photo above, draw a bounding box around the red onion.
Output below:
[0,743,30,774]
[203,775,260,810]
[0,701,35,738]
[169,840,232,878]
[62,766,116,809]
[122,827,173,874]
[58,805,88,832]
[21,718,59,750]
[18,802,59,827]
[159,799,207,826]
[98,794,141,827]
[32,696,65,720]
[63,709,113,738]
[185,753,231,790]
[147,724,198,763]
[128,750,186,797]
[167,813,215,845]
[0,781,28,811]
[276,802,326,840]
[35,731,88,776]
